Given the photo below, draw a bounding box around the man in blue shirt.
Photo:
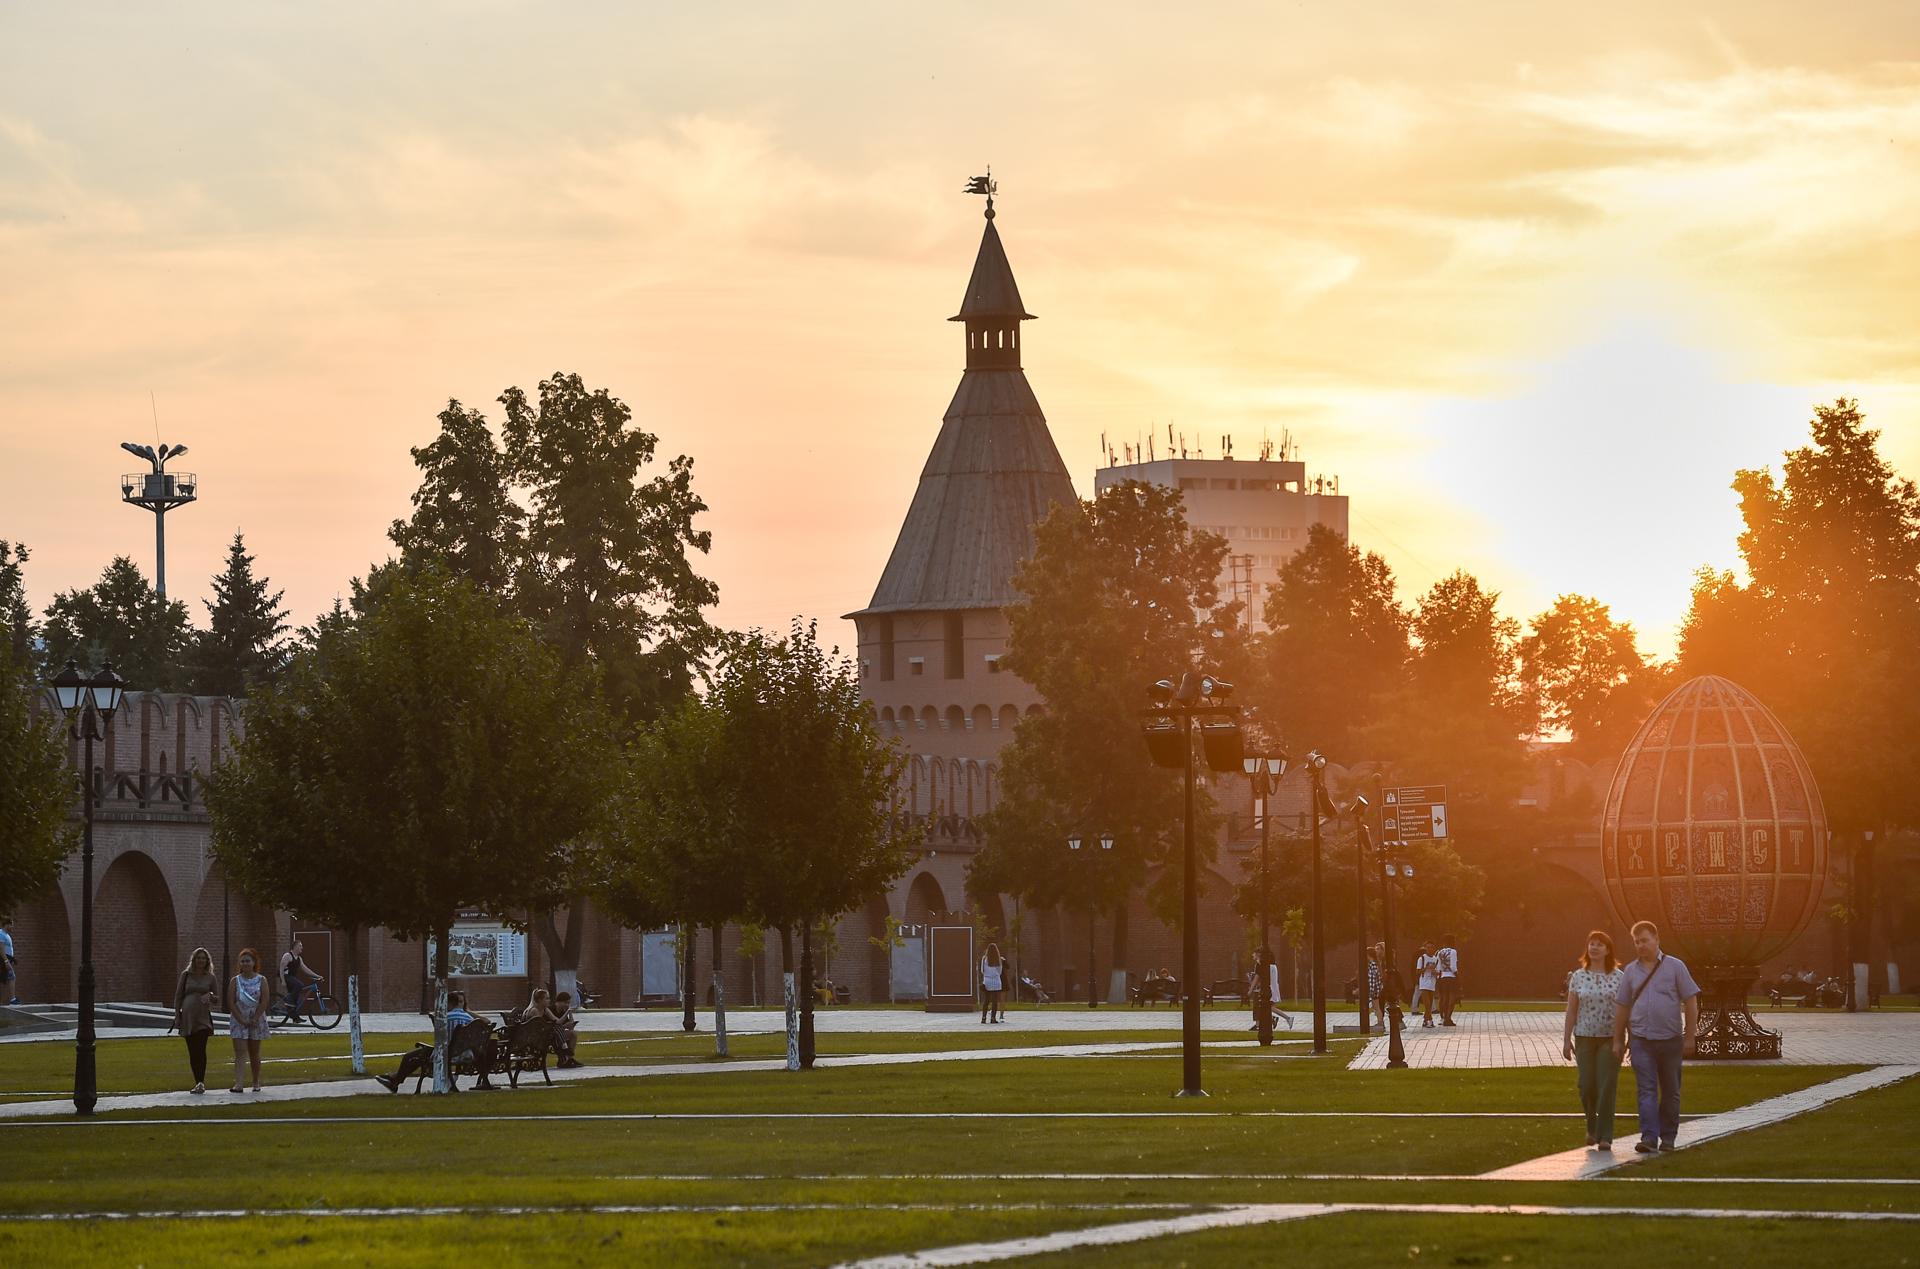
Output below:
[1613,920,1701,1153]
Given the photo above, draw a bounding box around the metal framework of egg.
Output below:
[1600,675,1829,969]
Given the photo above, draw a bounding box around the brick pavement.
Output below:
[1346,1009,1920,1069]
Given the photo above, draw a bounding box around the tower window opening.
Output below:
[943,612,965,679]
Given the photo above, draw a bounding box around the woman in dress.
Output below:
[1562,929,1625,1150]
[227,947,270,1093]
[174,946,219,1095]
[979,943,1006,1024]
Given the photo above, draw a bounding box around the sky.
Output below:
[3,1,1916,661]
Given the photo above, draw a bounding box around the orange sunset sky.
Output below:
[3,2,1916,660]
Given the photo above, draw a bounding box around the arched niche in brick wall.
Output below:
[9,886,71,1004]
[94,850,179,1005]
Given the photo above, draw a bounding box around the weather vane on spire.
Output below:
[964,167,996,218]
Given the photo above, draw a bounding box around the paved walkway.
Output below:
[1347,1009,1920,1069]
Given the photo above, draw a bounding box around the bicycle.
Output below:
[270,979,342,1030]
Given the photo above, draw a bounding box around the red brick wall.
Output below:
[93,850,179,1004]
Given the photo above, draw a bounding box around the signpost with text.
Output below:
[1383,785,1448,843]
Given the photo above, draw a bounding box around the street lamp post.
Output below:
[1305,752,1332,1055]
[1371,826,1414,1070]
[1142,671,1241,1098]
[1240,753,1287,1047]
[1350,794,1372,1038]
[49,660,128,1116]
[1067,834,1114,1008]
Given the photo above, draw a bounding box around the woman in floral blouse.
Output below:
[1562,930,1625,1150]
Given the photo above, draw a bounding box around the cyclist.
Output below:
[279,940,324,1022]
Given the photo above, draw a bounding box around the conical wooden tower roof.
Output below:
[851,208,1075,616]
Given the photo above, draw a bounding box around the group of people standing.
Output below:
[1561,920,1701,1153]
[171,945,268,1095]
[1355,936,1460,1029]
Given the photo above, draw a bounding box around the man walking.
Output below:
[1437,934,1460,1026]
[1613,920,1700,1153]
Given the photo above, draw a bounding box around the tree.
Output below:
[726,621,916,1069]
[390,400,526,599]
[0,541,38,674]
[971,481,1241,979]
[1518,594,1661,757]
[0,640,73,916]
[1679,399,1920,996]
[389,374,721,992]
[42,558,191,691]
[186,533,290,697]
[601,695,736,1056]
[502,372,719,725]
[1258,523,1409,760]
[209,568,621,1089]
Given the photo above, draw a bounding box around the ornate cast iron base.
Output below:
[1693,966,1781,1060]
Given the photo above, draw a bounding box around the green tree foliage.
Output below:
[970,481,1239,957]
[42,558,190,690]
[1257,523,1409,759]
[389,401,526,600]
[1518,594,1662,757]
[209,569,621,1085]
[1680,399,1920,834]
[724,621,915,937]
[0,640,73,914]
[186,533,290,697]
[0,541,38,673]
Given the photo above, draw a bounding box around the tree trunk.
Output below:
[535,903,586,1007]
[431,923,451,1095]
[780,926,798,1071]
[346,926,364,1075]
[1109,900,1130,1005]
[711,925,728,1058]
[800,922,817,1069]
[682,922,698,1032]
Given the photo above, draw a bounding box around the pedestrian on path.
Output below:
[1413,943,1439,1027]
[227,947,270,1093]
[173,946,219,1095]
[1562,929,1624,1150]
[1436,935,1460,1026]
[979,943,1006,1023]
[1613,920,1700,1153]
[0,919,16,1005]
[1368,943,1386,1030]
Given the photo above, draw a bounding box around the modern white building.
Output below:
[1092,455,1349,631]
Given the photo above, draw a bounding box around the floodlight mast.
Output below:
[119,441,197,598]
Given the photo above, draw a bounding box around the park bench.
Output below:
[1202,978,1249,1005]
[1130,978,1181,1007]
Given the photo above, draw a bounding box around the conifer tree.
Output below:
[188,532,290,697]
[42,557,190,691]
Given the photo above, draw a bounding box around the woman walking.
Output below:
[174,947,218,1094]
[1368,943,1387,1030]
[1562,930,1625,1150]
[227,947,269,1093]
[980,943,1006,1023]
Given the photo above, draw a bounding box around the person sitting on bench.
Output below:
[551,990,583,1069]
[374,991,488,1091]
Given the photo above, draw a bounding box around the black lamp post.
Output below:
[1349,794,1372,1038]
[1142,671,1241,1098]
[1371,826,1415,1070]
[1304,751,1333,1055]
[49,659,128,1116]
[1240,753,1287,1046]
[1067,834,1113,1008]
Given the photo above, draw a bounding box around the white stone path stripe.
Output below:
[1480,1063,1920,1181]
[837,1202,1920,1268]
[0,1039,1249,1121]
[607,1171,1920,1186]
[0,1202,1190,1222]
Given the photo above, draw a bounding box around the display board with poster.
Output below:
[426,924,529,977]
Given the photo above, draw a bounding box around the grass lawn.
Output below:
[0,1026,1913,1266]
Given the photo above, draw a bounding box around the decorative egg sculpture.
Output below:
[1599,675,1828,971]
